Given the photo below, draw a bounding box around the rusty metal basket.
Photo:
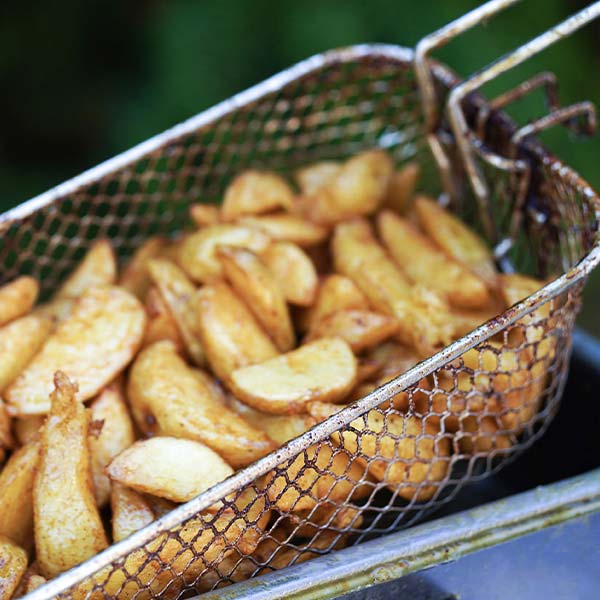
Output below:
[3,1,600,598]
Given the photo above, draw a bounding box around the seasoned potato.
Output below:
[111,483,155,543]
[189,203,220,227]
[295,161,341,195]
[0,276,38,327]
[147,258,205,365]
[306,309,399,353]
[415,196,498,288]
[89,380,135,508]
[0,441,40,550]
[0,314,53,392]
[128,341,276,468]
[240,214,328,247]
[261,241,318,307]
[195,281,278,381]
[108,437,234,504]
[34,372,108,577]
[221,171,294,221]
[177,225,271,283]
[5,286,146,415]
[14,416,45,446]
[384,162,420,214]
[142,286,186,354]
[229,338,357,414]
[218,246,295,352]
[119,236,167,300]
[0,535,27,600]
[378,210,490,309]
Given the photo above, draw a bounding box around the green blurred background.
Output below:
[1,0,599,332]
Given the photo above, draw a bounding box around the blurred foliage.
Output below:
[1,0,600,332]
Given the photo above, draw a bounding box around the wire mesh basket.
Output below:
[3,1,600,598]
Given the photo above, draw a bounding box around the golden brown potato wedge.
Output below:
[0,535,27,600]
[147,258,205,365]
[111,482,155,543]
[383,162,420,214]
[0,276,38,327]
[5,285,146,415]
[456,415,513,455]
[377,210,490,309]
[239,214,328,247]
[108,437,234,504]
[0,399,13,456]
[34,297,74,323]
[229,338,357,414]
[0,441,40,551]
[221,171,294,221]
[218,246,295,352]
[281,503,364,538]
[306,309,399,353]
[190,203,220,227]
[295,161,341,195]
[89,380,135,508]
[127,341,277,468]
[34,372,108,578]
[177,225,271,283]
[0,314,53,393]
[261,241,318,307]
[142,286,186,354]
[12,563,47,597]
[415,196,498,288]
[14,416,44,446]
[119,236,167,300]
[195,281,278,381]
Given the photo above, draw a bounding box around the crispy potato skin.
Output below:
[239,214,328,247]
[5,286,146,415]
[13,415,45,446]
[34,372,108,578]
[111,482,155,543]
[119,237,167,300]
[127,341,277,468]
[0,276,38,327]
[142,286,186,354]
[383,162,420,214]
[0,535,28,600]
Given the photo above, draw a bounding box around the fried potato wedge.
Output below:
[5,286,146,415]
[14,416,44,446]
[147,258,205,365]
[384,162,420,214]
[415,196,498,288]
[111,482,155,543]
[0,441,40,550]
[119,236,167,299]
[190,203,220,227]
[34,372,108,578]
[0,399,13,455]
[177,225,271,283]
[218,246,295,352]
[239,214,328,247]
[261,241,318,307]
[306,309,399,353]
[378,210,490,309]
[128,341,276,468]
[89,380,135,508]
[295,161,341,195]
[142,286,186,353]
[195,281,278,381]
[456,415,513,455]
[12,563,47,597]
[0,535,27,600]
[221,171,294,221]
[108,437,234,504]
[230,338,357,414]
[0,276,38,327]
[0,314,53,393]
[281,503,364,538]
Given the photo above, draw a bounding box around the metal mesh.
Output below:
[1,46,597,599]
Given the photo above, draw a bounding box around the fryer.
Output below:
[2,1,600,598]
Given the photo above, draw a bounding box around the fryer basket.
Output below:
[3,4,600,599]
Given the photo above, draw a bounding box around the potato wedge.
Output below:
[147,258,205,365]
[177,225,271,283]
[306,309,399,353]
[128,341,276,468]
[0,399,13,456]
[0,314,53,393]
[281,503,363,538]
[111,482,155,543]
[0,535,27,600]
[89,380,135,508]
[0,276,38,327]
[0,441,40,550]
[218,246,295,352]
[12,563,47,597]
[108,437,234,504]
[261,241,318,307]
[14,416,44,446]
[384,162,420,214]
[34,297,74,323]
[239,214,328,247]
[195,281,278,381]
[143,286,186,354]
[119,236,167,299]
[295,161,341,195]
[34,372,108,577]
[457,415,513,455]
[378,210,490,309]
[221,171,294,221]
[5,285,146,415]
[229,338,357,414]
[415,196,498,288]
[190,203,220,227]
